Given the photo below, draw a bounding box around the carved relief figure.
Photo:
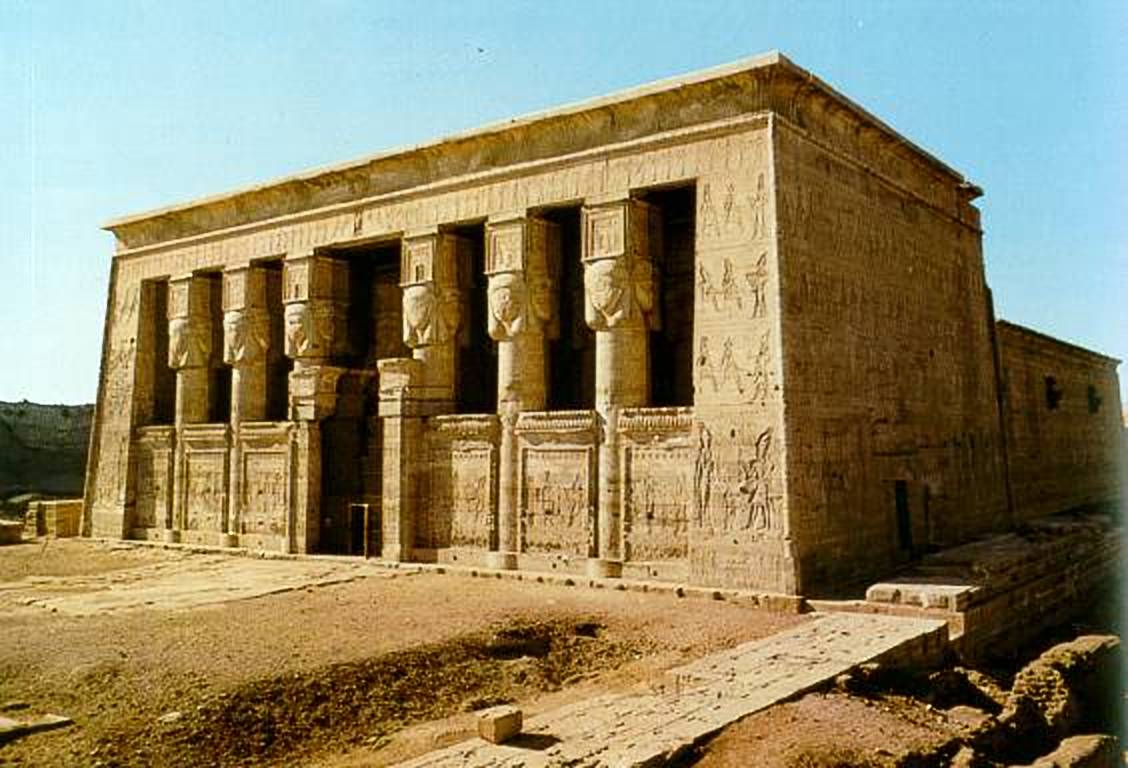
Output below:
[699,182,720,239]
[737,429,776,531]
[747,333,770,403]
[696,336,718,392]
[693,426,714,527]
[746,251,768,318]
[749,172,768,239]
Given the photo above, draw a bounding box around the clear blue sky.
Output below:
[1,1,1125,406]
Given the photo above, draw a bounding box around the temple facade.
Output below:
[83,54,1123,595]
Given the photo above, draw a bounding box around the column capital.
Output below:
[167,274,212,370]
[484,217,559,341]
[581,199,660,332]
[400,232,466,348]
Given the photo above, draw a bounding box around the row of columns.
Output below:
[161,195,662,571]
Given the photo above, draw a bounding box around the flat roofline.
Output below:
[103,52,974,235]
[997,319,1120,366]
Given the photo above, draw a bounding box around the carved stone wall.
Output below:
[178,424,230,544]
[132,426,174,535]
[236,422,292,550]
[516,411,598,557]
[997,322,1123,520]
[774,116,1009,595]
[420,414,498,550]
[619,407,694,561]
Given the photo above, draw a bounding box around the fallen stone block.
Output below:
[0,713,74,743]
[477,705,522,744]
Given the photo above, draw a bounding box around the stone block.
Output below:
[477,705,522,744]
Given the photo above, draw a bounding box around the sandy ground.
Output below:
[0,539,805,767]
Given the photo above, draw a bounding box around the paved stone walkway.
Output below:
[397,612,948,768]
[0,554,386,616]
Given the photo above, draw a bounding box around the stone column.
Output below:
[484,215,560,569]
[376,358,426,561]
[400,229,466,407]
[282,252,349,554]
[582,198,661,577]
[221,265,272,547]
[166,274,213,543]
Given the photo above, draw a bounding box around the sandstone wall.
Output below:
[997,321,1123,520]
[773,116,1009,595]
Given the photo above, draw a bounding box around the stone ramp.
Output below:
[396,612,948,768]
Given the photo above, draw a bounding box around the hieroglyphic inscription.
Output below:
[520,448,592,556]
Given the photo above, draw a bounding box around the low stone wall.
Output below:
[0,520,22,545]
[861,514,1122,662]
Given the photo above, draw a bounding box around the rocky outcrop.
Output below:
[0,401,93,502]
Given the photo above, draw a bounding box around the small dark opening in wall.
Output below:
[1044,376,1063,410]
[894,480,912,552]
[1087,384,1102,414]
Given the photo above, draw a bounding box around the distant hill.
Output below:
[0,400,93,504]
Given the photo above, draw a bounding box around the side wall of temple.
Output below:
[997,321,1123,521]
[773,115,1011,595]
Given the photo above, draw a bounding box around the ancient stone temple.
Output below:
[83,53,1123,595]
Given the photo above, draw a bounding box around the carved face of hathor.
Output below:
[167,317,209,369]
[223,310,267,365]
[584,259,629,329]
[284,303,313,358]
[487,273,527,340]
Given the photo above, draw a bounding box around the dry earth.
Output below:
[0,540,804,767]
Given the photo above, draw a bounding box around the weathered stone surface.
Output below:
[0,520,22,545]
[84,53,1123,596]
[1020,734,1120,768]
[1008,635,1120,740]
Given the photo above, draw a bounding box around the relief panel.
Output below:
[184,451,227,533]
[623,444,694,560]
[133,429,174,531]
[242,451,289,537]
[519,447,594,556]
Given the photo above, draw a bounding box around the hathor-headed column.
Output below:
[282,252,349,554]
[221,265,272,547]
[166,273,214,543]
[582,197,661,577]
[400,229,466,406]
[485,215,560,570]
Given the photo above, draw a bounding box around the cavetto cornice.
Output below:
[105,52,978,250]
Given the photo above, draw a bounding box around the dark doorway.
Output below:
[450,224,497,414]
[640,185,695,407]
[543,206,595,410]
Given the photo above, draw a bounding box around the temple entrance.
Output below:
[317,241,405,554]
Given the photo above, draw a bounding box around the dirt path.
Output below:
[0,540,804,767]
